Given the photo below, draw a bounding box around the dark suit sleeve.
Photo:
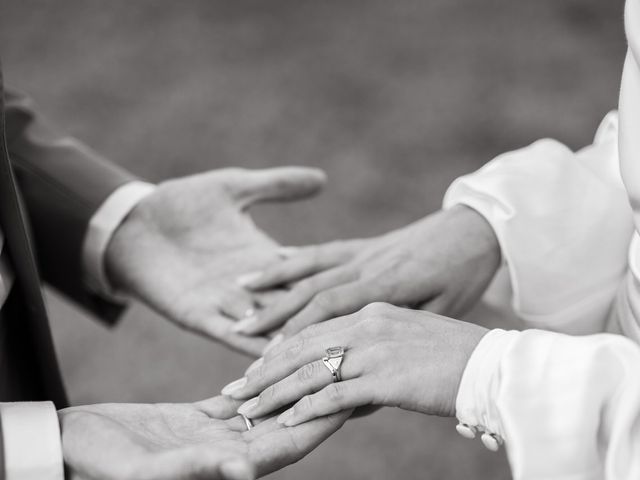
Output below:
[3,89,138,324]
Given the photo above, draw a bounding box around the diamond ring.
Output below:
[322,346,345,382]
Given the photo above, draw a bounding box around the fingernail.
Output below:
[232,316,258,333]
[277,408,294,425]
[220,458,255,480]
[244,357,263,376]
[277,246,300,258]
[221,377,247,396]
[237,397,259,416]
[236,272,263,287]
[263,334,284,354]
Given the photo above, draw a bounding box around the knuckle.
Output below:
[311,291,337,315]
[219,168,243,189]
[295,394,314,413]
[247,362,267,383]
[283,339,306,361]
[310,246,324,262]
[360,302,391,317]
[299,322,323,339]
[221,167,245,176]
[293,279,316,297]
[264,265,286,282]
[326,383,345,403]
[259,384,278,403]
[297,362,320,382]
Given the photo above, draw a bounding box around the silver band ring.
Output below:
[242,414,253,431]
[322,346,345,383]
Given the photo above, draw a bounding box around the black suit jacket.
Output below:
[0,63,136,408]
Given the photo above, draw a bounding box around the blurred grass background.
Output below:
[0,0,627,478]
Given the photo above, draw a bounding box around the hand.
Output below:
[233,205,499,346]
[223,303,487,425]
[61,395,351,480]
[105,167,326,356]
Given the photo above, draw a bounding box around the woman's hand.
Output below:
[222,303,488,426]
[233,205,500,347]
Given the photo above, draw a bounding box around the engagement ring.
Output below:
[322,346,345,382]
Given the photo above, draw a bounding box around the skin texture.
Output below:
[233,205,500,345]
[105,167,326,356]
[224,303,488,425]
[60,395,351,480]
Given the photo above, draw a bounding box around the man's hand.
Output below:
[233,205,500,346]
[60,395,351,480]
[104,167,326,356]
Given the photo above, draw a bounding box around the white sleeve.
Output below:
[82,181,155,301]
[609,0,640,344]
[456,329,640,480]
[443,113,635,335]
[0,402,64,480]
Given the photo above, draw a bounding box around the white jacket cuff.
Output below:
[0,402,63,480]
[82,181,155,301]
[443,114,634,335]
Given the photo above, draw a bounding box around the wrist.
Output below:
[445,323,490,417]
[448,204,501,264]
[84,181,155,298]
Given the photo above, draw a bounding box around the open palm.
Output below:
[61,395,350,480]
[105,167,326,356]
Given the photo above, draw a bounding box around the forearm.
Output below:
[5,89,137,322]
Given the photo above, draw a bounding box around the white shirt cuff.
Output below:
[82,181,156,301]
[0,402,63,480]
[455,328,520,440]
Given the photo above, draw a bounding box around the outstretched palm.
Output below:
[61,396,350,480]
[105,167,325,356]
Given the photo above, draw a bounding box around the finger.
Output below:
[226,314,356,399]
[251,288,288,309]
[280,280,381,337]
[276,379,374,427]
[218,291,257,320]
[222,334,269,358]
[264,312,355,361]
[196,395,244,419]
[192,313,267,357]
[225,415,253,433]
[227,167,327,207]
[233,267,356,335]
[238,244,355,291]
[239,351,364,419]
[247,410,352,477]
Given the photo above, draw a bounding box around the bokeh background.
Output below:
[0,0,627,478]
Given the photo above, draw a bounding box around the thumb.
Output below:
[229,167,327,207]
